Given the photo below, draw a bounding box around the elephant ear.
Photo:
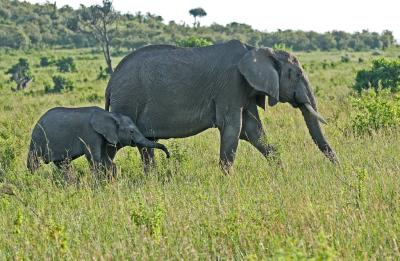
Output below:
[90,111,120,145]
[239,48,280,108]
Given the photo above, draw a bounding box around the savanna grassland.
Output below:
[0,47,399,260]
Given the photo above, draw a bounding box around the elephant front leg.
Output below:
[217,111,243,172]
[240,105,277,158]
[84,145,104,178]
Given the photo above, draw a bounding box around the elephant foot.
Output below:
[264,144,283,166]
[219,159,234,175]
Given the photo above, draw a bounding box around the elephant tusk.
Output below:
[304,103,327,124]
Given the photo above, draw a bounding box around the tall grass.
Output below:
[0,47,399,259]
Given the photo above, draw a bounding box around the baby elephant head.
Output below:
[90,111,170,157]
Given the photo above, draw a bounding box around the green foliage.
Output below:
[131,202,165,240]
[189,7,207,18]
[354,58,400,92]
[0,25,30,49]
[45,75,74,93]
[0,137,17,177]
[5,58,33,90]
[341,54,350,63]
[176,36,213,47]
[189,7,207,27]
[350,89,400,135]
[0,0,396,51]
[39,56,54,67]
[55,57,77,73]
[5,58,32,81]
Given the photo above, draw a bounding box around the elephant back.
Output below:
[113,45,179,74]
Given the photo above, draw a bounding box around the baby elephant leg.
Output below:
[104,144,118,179]
[84,145,103,176]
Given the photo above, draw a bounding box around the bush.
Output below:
[39,56,54,67]
[5,58,33,91]
[176,36,213,47]
[350,89,400,135]
[45,75,74,93]
[354,58,400,92]
[341,54,350,63]
[372,49,383,56]
[55,57,77,72]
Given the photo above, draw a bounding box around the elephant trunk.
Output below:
[297,84,339,164]
[135,138,170,158]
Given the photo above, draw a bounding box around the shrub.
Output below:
[56,57,77,72]
[354,58,400,92]
[341,54,350,63]
[39,56,54,67]
[5,58,33,91]
[176,36,213,47]
[350,89,400,135]
[131,202,165,240]
[372,49,383,56]
[45,75,74,93]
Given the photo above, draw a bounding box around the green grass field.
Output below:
[0,47,399,259]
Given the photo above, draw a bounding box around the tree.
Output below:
[79,0,118,74]
[381,30,395,49]
[5,58,33,91]
[0,25,30,49]
[189,7,207,27]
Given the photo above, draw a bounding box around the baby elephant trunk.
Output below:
[130,124,170,158]
[137,138,170,158]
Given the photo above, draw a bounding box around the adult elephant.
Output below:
[105,40,338,170]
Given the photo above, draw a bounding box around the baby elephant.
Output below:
[27,106,169,174]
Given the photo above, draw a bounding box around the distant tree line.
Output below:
[0,0,396,51]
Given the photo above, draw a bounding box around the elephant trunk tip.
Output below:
[321,144,340,165]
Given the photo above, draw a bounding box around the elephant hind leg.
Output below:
[216,109,243,172]
[137,146,155,173]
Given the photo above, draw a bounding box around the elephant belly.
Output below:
[135,104,216,139]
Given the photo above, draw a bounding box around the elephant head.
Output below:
[239,47,338,164]
[90,112,170,157]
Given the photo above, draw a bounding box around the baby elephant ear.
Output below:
[90,112,119,145]
[239,48,280,105]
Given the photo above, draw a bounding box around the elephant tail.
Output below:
[27,141,40,172]
[105,85,111,111]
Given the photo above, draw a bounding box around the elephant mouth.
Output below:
[291,93,299,108]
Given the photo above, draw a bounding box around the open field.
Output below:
[0,47,399,259]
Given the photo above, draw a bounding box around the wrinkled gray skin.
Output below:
[27,106,170,174]
[105,40,338,171]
